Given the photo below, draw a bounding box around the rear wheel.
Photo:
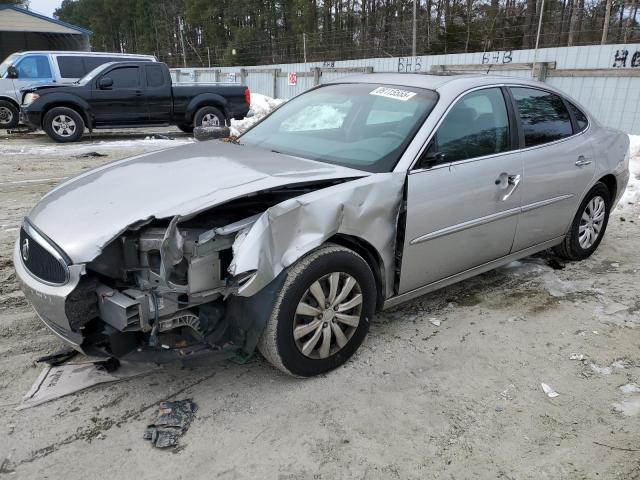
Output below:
[194,106,225,128]
[43,107,85,143]
[258,244,376,377]
[0,100,19,129]
[554,182,611,261]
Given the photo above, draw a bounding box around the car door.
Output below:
[508,87,596,252]
[398,87,523,294]
[12,54,54,98]
[144,64,172,124]
[91,65,148,125]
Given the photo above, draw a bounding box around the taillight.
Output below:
[244,88,251,106]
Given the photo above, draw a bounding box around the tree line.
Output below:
[38,0,640,67]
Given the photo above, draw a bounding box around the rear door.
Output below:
[144,64,171,124]
[398,87,524,293]
[91,65,149,125]
[508,87,595,251]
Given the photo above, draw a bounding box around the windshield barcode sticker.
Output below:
[369,87,417,101]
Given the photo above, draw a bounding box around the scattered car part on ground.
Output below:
[193,125,231,141]
[14,74,630,378]
[19,61,250,142]
[144,399,198,449]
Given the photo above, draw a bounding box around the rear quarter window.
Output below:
[56,56,86,78]
[567,101,589,132]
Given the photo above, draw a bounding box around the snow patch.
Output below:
[618,134,640,212]
[230,93,285,136]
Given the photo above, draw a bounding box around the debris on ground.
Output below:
[541,383,560,398]
[569,353,586,361]
[17,358,157,410]
[429,318,441,327]
[74,151,107,158]
[145,134,174,140]
[144,399,198,448]
[36,347,78,366]
[612,397,640,416]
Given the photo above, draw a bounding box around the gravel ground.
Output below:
[0,128,639,479]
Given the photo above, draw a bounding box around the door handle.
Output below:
[575,156,592,167]
[500,174,521,201]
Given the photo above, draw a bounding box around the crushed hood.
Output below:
[27,141,368,263]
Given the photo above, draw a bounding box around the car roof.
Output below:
[328,72,551,93]
[12,51,156,59]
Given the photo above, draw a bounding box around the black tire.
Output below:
[193,106,226,128]
[554,182,611,261]
[177,123,194,133]
[0,100,19,129]
[257,244,377,377]
[43,107,85,143]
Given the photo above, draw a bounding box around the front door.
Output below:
[12,54,54,100]
[91,65,148,125]
[508,87,596,251]
[399,87,523,294]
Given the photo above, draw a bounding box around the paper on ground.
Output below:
[17,360,157,410]
[541,383,559,398]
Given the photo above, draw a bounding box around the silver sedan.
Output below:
[14,74,630,376]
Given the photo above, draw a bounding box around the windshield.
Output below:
[240,83,438,172]
[77,62,114,85]
[0,53,20,77]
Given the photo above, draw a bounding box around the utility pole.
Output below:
[412,0,417,57]
[533,0,545,63]
[602,0,612,44]
[178,16,187,68]
[207,47,211,68]
[303,32,308,69]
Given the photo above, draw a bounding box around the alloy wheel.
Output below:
[293,272,363,360]
[0,106,13,125]
[579,195,605,249]
[201,113,220,127]
[52,115,77,138]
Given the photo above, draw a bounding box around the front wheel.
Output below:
[258,244,377,377]
[43,107,85,143]
[554,182,611,261]
[0,100,19,129]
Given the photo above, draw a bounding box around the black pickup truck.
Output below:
[20,61,250,142]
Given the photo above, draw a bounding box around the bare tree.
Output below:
[567,0,580,45]
[602,0,612,43]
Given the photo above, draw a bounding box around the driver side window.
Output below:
[434,88,510,163]
[16,55,52,80]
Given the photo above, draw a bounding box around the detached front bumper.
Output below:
[13,237,86,350]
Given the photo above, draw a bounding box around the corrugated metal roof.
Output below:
[0,4,90,35]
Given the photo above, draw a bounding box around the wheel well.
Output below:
[598,174,617,201]
[42,103,88,129]
[193,103,227,121]
[329,234,386,310]
[0,96,19,110]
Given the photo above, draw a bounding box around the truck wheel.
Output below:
[177,124,194,133]
[194,106,225,128]
[43,107,84,143]
[257,244,376,377]
[0,100,19,129]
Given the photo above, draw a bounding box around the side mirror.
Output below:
[98,77,113,89]
[416,150,446,170]
[7,66,18,79]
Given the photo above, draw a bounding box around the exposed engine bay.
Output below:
[68,183,340,361]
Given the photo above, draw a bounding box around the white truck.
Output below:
[0,51,156,129]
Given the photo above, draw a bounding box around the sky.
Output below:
[28,0,63,18]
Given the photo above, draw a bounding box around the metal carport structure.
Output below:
[0,4,90,61]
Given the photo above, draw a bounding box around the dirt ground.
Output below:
[0,128,639,480]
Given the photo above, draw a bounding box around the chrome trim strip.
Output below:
[22,219,70,286]
[521,194,574,213]
[383,236,564,309]
[410,207,521,245]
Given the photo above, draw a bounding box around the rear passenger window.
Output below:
[435,88,510,162]
[567,101,588,132]
[107,67,140,88]
[146,65,165,88]
[511,87,573,147]
[56,56,86,78]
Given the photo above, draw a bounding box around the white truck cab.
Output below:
[0,51,156,128]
